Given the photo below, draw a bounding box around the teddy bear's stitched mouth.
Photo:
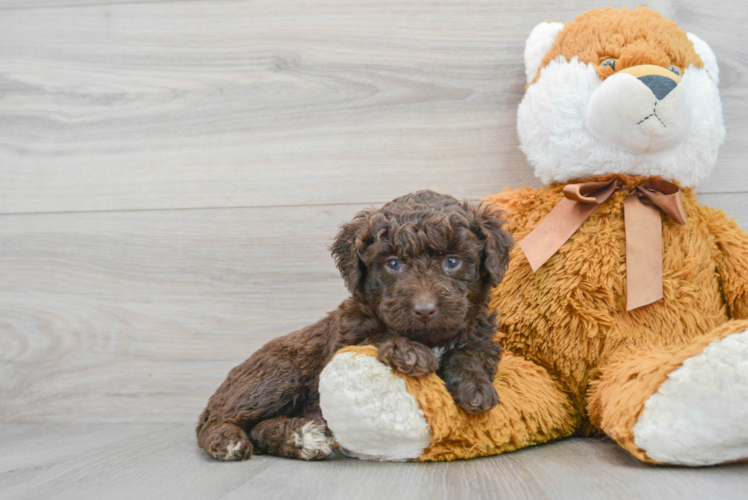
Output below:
[637,102,667,128]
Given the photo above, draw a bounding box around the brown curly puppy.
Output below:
[196,190,513,461]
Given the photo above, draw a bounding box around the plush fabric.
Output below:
[485,177,748,463]
[318,7,748,466]
[518,9,724,187]
[318,346,431,461]
[322,345,578,462]
[535,7,703,83]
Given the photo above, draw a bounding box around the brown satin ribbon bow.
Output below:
[519,179,688,311]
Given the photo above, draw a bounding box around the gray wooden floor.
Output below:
[1,425,746,500]
[1,0,747,497]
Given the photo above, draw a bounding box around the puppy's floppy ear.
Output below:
[330,209,374,296]
[467,201,514,287]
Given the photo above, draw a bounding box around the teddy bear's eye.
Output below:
[601,58,617,71]
[669,65,681,77]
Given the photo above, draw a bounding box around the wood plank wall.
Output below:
[1,0,746,424]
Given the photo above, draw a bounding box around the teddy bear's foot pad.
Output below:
[634,329,748,465]
[319,350,431,461]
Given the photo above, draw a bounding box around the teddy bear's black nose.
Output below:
[639,74,678,101]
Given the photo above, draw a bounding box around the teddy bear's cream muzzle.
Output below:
[585,64,692,155]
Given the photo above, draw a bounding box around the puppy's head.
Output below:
[331,190,512,346]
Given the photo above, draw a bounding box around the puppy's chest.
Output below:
[430,342,465,363]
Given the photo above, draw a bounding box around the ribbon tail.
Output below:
[624,195,664,311]
[519,198,601,272]
[520,180,618,272]
[637,181,688,225]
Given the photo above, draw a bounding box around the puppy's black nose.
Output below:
[638,74,677,101]
[413,302,437,323]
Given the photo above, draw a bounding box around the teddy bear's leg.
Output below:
[588,319,748,466]
[319,346,580,461]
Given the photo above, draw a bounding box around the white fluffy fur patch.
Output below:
[518,56,725,187]
[688,33,720,85]
[293,421,335,460]
[524,22,564,84]
[222,441,245,461]
[318,351,431,461]
[431,346,447,362]
[633,329,748,466]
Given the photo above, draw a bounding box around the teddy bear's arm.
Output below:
[705,206,748,319]
[319,346,580,461]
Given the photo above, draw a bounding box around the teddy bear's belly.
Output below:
[490,199,729,401]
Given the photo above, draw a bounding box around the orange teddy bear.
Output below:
[318,7,748,466]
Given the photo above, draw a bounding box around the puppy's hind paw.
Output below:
[251,417,336,460]
[293,421,336,460]
[222,440,251,461]
[202,423,253,461]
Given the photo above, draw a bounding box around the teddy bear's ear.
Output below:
[687,33,720,85]
[524,22,564,84]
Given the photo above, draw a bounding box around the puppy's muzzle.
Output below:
[413,301,437,323]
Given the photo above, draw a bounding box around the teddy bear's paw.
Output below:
[634,328,748,466]
[291,421,336,460]
[449,377,499,414]
[319,350,432,461]
[376,338,439,377]
[204,423,253,461]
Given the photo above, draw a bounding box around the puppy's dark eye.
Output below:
[669,65,681,77]
[443,256,461,271]
[385,258,402,272]
[601,58,616,71]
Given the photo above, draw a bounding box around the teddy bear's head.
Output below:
[518,7,724,187]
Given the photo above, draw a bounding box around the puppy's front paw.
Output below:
[377,338,438,377]
[451,378,499,414]
[204,423,253,461]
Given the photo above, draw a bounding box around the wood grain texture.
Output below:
[0,425,746,500]
[0,0,190,10]
[0,204,352,423]
[0,0,746,215]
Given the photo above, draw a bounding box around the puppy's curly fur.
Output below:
[196,191,513,461]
